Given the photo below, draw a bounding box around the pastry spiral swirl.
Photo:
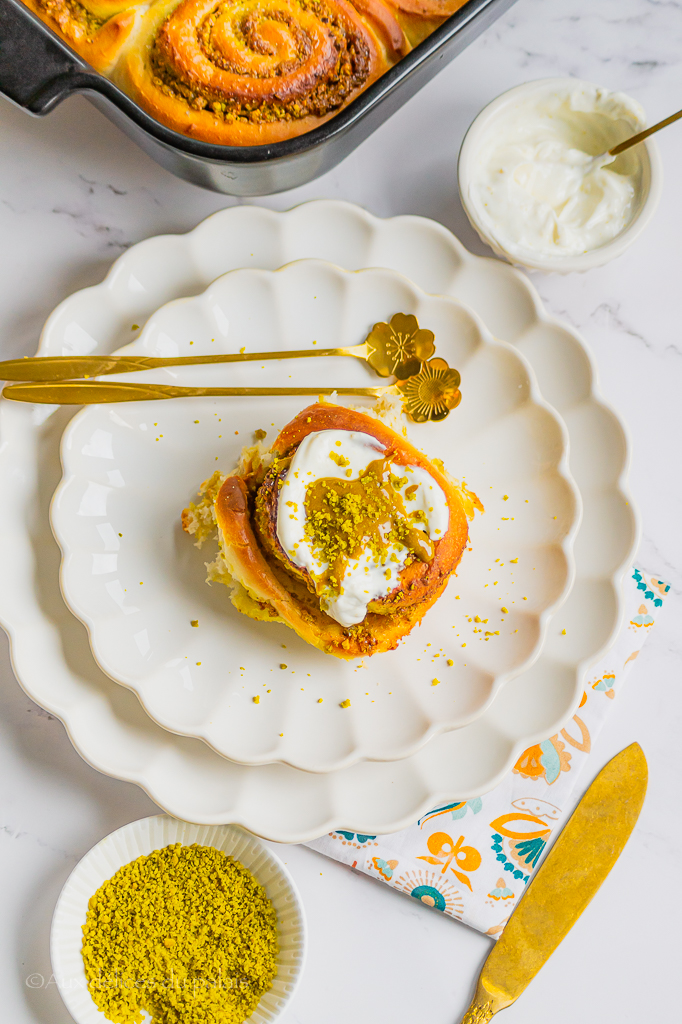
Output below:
[116,0,395,144]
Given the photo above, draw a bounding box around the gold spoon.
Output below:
[585,104,682,174]
[1,357,462,423]
[0,313,435,384]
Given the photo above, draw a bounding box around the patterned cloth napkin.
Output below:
[306,567,669,936]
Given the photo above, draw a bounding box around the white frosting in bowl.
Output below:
[276,429,448,628]
[460,80,655,269]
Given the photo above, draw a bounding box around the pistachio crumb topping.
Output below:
[81,844,278,1024]
[302,456,434,606]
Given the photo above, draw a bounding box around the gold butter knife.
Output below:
[460,742,647,1022]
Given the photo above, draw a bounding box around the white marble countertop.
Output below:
[1,0,680,1020]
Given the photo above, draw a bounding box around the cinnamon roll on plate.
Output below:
[182,401,481,660]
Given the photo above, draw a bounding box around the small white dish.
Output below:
[50,260,580,773]
[50,815,306,1024]
[458,78,663,273]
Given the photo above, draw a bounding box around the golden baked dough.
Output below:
[350,0,409,55]
[201,403,477,660]
[113,0,399,146]
[22,0,145,74]
[388,0,467,15]
[383,0,472,52]
[23,0,472,144]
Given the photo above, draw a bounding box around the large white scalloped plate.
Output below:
[50,261,579,772]
[0,202,638,841]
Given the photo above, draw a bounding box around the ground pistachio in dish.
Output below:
[182,398,482,659]
[81,843,278,1023]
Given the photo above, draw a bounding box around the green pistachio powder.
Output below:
[81,844,279,1024]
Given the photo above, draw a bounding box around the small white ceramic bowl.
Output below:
[50,815,306,1024]
[458,78,663,273]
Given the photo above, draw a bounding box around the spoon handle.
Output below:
[2,380,392,405]
[610,106,682,156]
[0,345,369,382]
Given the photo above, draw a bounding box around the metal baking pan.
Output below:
[0,0,517,195]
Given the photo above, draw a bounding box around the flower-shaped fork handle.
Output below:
[362,312,436,380]
[396,358,462,422]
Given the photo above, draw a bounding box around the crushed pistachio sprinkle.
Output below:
[303,456,434,600]
[81,843,278,1024]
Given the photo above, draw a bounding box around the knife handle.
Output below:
[460,1001,494,1023]
[459,975,510,1022]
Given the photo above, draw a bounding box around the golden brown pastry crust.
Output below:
[22,0,473,145]
[22,0,144,75]
[387,0,467,16]
[113,0,398,146]
[214,403,470,659]
[350,0,409,55]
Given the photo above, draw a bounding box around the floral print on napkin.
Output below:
[306,568,669,936]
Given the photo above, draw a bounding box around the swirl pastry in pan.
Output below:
[22,0,470,144]
[183,402,481,659]
[114,0,400,145]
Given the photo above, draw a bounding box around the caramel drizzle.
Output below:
[303,456,435,597]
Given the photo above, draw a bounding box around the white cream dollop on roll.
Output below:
[276,429,448,627]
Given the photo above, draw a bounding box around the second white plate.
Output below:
[51,261,579,772]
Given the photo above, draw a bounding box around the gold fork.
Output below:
[0,313,435,383]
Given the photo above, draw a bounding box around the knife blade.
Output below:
[460,742,648,1023]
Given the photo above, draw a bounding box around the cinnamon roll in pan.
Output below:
[113,0,398,146]
[21,0,472,146]
[193,403,478,660]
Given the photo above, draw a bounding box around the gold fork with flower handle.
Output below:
[0,313,436,383]
[0,346,374,382]
[1,359,462,424]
